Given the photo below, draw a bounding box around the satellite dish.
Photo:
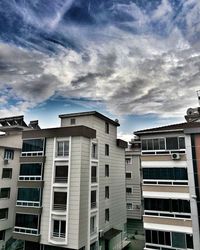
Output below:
[187,108,194,116]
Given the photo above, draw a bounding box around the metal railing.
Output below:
[21,151,44,157]
[16,201,40,207]
[91,202,97,209]
[143,179,188,185]
[91,177,97,183]
[19,176,42,181]
[14,227,39,235]
[54,177,68,183]
[52,232,66,238]
[144,210,191,219]
[53,203,67,210]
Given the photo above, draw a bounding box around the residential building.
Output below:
[0,116,31,249]
[125,139,143,235]
[135,121,200,250]
[13,111,129,250]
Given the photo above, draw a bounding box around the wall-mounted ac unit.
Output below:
[171,153,180,160]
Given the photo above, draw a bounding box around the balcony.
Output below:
[52,232,66,238]
[16,201,40,207]
[53,204,67,211]
[21,151,44,157]
[14,226,39,235]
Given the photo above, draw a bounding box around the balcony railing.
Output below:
[14,226,39,235]
[16,201,40,207]
[91,177,97,183]
[53,204,67,211]
[52,232,66,238]
[54,177,68,183]
[21,151,44,157]
[19,176,42,181]
[144,210,191,219]
[143,179,188,186]
[91,202,97,209]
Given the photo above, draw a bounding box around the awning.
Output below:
[103,228,122,240]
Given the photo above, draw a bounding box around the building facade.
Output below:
[0,116,31,249]
[13,111,128,250]
[135,122,200,250]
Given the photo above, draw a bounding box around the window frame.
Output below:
[105,144,109,156]
[2,168,12,179]
[4,149,14,160]
[105,208,109,222]
[56,140,69,157]
[126,171,132,179]
[105,165,109,177]
[126,187,133,194]
[126,202,133,210]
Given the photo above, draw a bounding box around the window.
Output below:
[125,158,132,164]
[105,165,109,177]
[91,143,98,159]
[0,230,5,241]
[126,172,132,179]
[57,141,69,157]
[55,165,68,183]
[145,230,171,246]
[22,139,44,152]
[17,188,40,202]
[0,208,8,220]
[15,213,38,229]
[105,208,109,222]
[105,186,109,199]
[20,163,42,176]
[4,149,14,160]
[105,144,109,156]
[2,168,12,178]
[90,216,96,235]
[91,166,97,183]
[166,137,178,150]
[0,188,10,199]
[172,232,186,248]
[70,118,76,125]
[53,192,67,210]
[53,220,66,238]
[142,138,165,150]
[126,187,132,194]
[90,242,97,250]
[91,190,97,209]
[105,122,109,134]
[143,167,188,181]
[127,203,133,210]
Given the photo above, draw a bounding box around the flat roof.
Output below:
[135,122,200,135]
[59,111,120,127]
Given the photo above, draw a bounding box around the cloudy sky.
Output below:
[0,0,200,141]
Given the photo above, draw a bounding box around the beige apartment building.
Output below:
[13,111,129,250]
[135,120,200,250]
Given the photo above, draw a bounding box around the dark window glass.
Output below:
[142,140,147,150]
[91,166,97,183]
[105,165,109,177]
[54,192,67,205]
[70,118,76,125]
[158,231,165,245]
[165,232,171,245]
[105,208,109,222]
[0,208,8,219]
[15,213,38,229]
[4,149,14,160]
[172,232,186,248]
[91,190,96,203]
[143,168,188,180]
[22,139,44,152]
[145,230,151,243]
[105,186,109,199]
[0,188,10,199]
[105,144,109,156]
[55,165,68,183]
[105,122,109,134]
[18,188,40,202]
[186,234,193,249]
[2,168,12,178]
[0,230,5,240]
[147,139,153,150]
[179,137,185,149]
[91,144,98,159]
[61,221,66,234]
[126,188,132,194]
[166,137,178,150]
[159,138,165,149]
[20,164,42,176]
[153,139,159,150]
[126,172,132,178]
[53,220,59,233]
[152,230,158,244]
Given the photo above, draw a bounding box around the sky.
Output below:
[0,0,200,141]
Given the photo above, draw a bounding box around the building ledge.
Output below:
[13,232,40,243]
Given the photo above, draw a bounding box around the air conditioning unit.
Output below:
[4,159,8,165]
[171,153,180,160]
[99,230,104,238]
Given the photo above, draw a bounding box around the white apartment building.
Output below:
[0,116,31,249]
[135,122,200,250]
[13,111,129,250]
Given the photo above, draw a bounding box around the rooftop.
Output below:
[134,122,200,135]
[59,111,120,126]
